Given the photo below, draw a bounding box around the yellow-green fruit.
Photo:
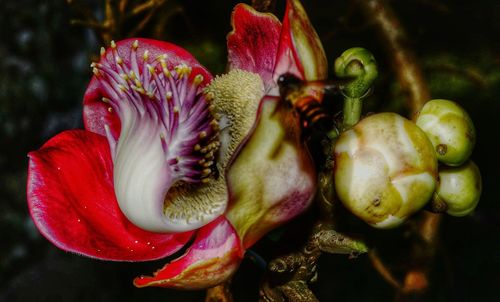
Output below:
[416,99,475,166]
[435,161,481,217]
[334,113,438,229]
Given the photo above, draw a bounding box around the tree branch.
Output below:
[355,1,441,300]
[357,0,430,115]
[205,282,234,302]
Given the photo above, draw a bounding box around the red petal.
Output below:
[225,96,316,249]
[27,130,193,261]
[227,4,282,91]
[83,38,213,138]
[274,0,328,81]
[133,217,243,289]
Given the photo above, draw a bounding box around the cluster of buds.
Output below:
[416,99,481,217]
[334,98,481,228]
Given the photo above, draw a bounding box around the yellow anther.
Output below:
[110,40,116,48]
[175,64,189,78]
[203,161,213,168]
[201,178,210,184]
[92,68,100,76]
[100,47,106,56]
[159,133,165,139]
[132,40,139,49]
[163,68,171,77]
[198,159,205,165]
[194,74,204,85]
[194,144,201,151]
[160,57,168,69]
[204,91,215,101]
[116,56,123,65]
[173,106,180,113]
[199,131,207,139]
[147,64,155,75]
[203,169,211,175]
[108,107,113,113]
[118,84,127,92]
[205,151,214,159]
[133,86,146,94]
[120,73,129,81]
[147,91,155,99]
[129,71,136,80]
[90,62,97,68]
[174,65,182,74]
[143,50,149,61]
[166,91,172,100]
[101,97,110,103]
[134,79,143,88]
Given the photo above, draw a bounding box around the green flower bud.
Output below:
[435,161,481,217]
[334,113,437,228]
[416,99,475,166]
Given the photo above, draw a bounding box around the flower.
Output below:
[27,0,326,289]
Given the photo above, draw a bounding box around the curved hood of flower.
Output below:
[83,39,226,233]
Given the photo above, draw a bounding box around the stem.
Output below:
[342,97,363,130]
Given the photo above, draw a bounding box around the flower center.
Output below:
[92,40,223,232]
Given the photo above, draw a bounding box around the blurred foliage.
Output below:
[0,0,499,301]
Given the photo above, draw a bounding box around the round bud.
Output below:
[435,161,481,217]
[334,113,438,228]
[416,99,475,166]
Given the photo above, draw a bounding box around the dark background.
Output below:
[1,0,499,301]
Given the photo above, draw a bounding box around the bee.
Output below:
[277,73,350,132]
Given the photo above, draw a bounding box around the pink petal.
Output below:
[274,0,328,81]
[225,96,316,249]
[27,130,193,261]
[227,4,282,91]
[83,38,213,139]
[133,217,243,289]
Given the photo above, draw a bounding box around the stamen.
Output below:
[194,74,204,86]
[91,39,223,233]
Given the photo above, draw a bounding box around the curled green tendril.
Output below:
[334,47,378,130]
[334,47,378,98]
